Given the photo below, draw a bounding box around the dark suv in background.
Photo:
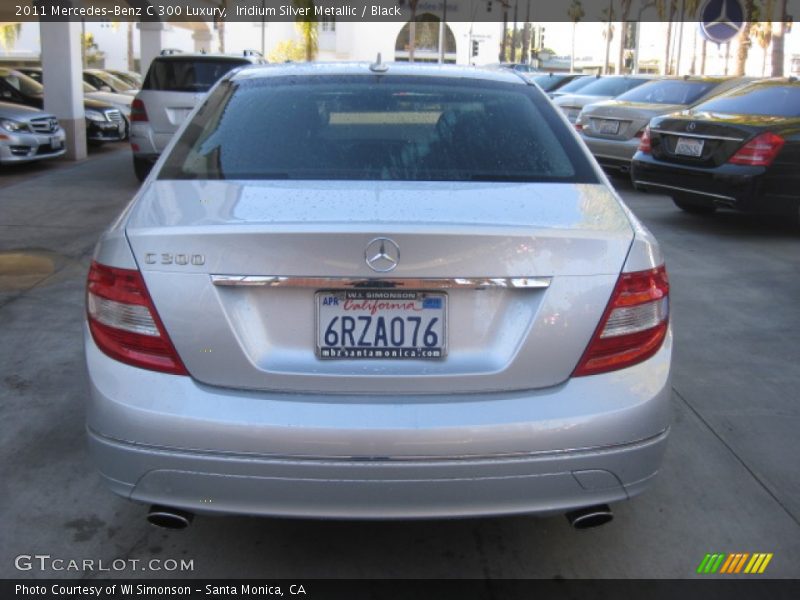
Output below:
[130,51,265,181]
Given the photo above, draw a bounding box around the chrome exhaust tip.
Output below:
[565,504,613,529]
[147,505,194,529]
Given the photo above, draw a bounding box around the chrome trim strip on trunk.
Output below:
[635,180,737,202]
[211,275,552,290]
[650,128,744,142]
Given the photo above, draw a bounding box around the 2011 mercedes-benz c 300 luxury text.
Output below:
[85,62,671,529]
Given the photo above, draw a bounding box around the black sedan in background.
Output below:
[0,68,126,145]
[631,78,800,216]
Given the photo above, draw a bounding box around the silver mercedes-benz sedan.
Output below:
[85,63,671,528]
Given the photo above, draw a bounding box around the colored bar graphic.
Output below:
[719,554,736,574]
[700,552,774,575]
[733,553,749,573]
[697,554,713,574]
[758,554,773,573]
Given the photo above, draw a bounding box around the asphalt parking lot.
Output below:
[1,148,798,579]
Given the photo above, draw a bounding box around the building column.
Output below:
[40,21,86,161]
[138,21,166,77]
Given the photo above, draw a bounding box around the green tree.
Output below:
[568,0,585,72]
[269,40,307,63]
[0,23,21,52]
[293,0,318,62]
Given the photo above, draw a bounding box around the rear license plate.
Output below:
[675,137,704,157]
[316,290,446,360]
[596,119,620,135]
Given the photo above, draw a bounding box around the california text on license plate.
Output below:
[675,137,704,157]
[316,290,446,360]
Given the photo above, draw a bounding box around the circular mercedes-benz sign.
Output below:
[699,0,745,44]
[365,237,400,273]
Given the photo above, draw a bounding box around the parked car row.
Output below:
[0,66,140,167]
[535,71,799,218]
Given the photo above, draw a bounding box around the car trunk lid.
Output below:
[125,180,634,394]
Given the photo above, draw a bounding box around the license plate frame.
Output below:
[315,289,447,360]
[675,137,704,157]
[596,119,621,135]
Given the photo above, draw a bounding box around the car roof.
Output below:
[230,62,531,85]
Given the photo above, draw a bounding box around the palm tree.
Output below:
[293,0,318,61]
[616,0,633,74]
[0,23,21,53]
[656,0,678,75]
[568,0,585,72]
[601,0,615,74]
[752,1,775,76]
[735,0,758,76]
[406,0,420,62]
[771,0,788,76]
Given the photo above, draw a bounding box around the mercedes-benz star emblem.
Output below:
[687,122,697,131]
[365,237,400,273]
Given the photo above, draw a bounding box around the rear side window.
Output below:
[616,80,718,105]
[693,83,800,117]
[576,77,649,97]
[160,75,598,183]
[143,58,249,92]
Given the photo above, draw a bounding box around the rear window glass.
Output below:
[530,74,571,91]
[554,76,595,94]
[159,75,598,183]
[616,80,718,105]
[693,83,800,117]
[576,77,650,97]
[143,58,249,92]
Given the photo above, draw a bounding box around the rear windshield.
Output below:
[159,75,598,183]
[576,77,650,98]
[693,83,800,117]
[554,76,595,94]
[616,80,719,105]
[143,58,249,92]
[530,74,571,91]
[88,71,135,92]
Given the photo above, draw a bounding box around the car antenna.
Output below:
[370,53,389,73]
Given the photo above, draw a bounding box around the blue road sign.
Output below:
[699,0,745,44]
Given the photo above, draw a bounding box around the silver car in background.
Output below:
[130,52,262,181]
[86,63,671,527]
[0,101,65,164]
[578,76,752,173]
[555,75,654,123]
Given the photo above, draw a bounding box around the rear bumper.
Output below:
[581,134,641,171]
[129,122,172,158]
[631,153,800,215]
[85,327,672,519]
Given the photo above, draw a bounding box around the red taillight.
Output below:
[573,265,669,377]
[728,132,784,166]
[637,126,652,153]
[130,98,148,122]
[86,261,187,375]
